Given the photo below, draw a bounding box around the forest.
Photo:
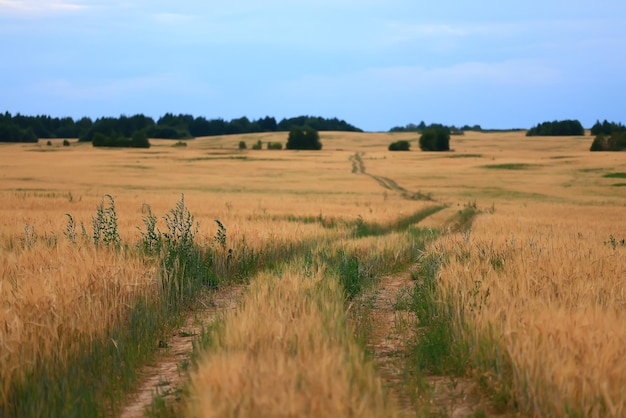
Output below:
[0,112,361,143]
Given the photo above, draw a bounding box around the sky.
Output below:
[1,0,625,131]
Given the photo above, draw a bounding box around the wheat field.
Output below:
[1,130,625,416]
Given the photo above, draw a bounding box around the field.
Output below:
[1,131,625,417]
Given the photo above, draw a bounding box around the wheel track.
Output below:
[349,152,433,201]
[119,285,245,418]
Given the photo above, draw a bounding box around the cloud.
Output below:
[0,0,88,14]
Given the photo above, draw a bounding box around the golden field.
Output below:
[1,130,625,416]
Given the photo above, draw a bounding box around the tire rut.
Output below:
[119,284,245,418]
[367,271,512,417]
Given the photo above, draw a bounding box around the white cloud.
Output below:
[0,0,88,14]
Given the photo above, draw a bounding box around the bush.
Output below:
[591,131,626,152]
[62,139,70,146]
[238,141,247,150]
[92,132,150,148]
[252,140,263,150]
[388,140,410,151]
[131,131,151,148]
[286,127,322,150]
[419,128,450,151]
[267,142,283,150]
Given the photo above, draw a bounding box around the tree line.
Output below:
[526,120,585,136]
[389,121,470,135]
[0,112,362,144]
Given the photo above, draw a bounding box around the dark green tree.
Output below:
[286,127,322,150]
[419,128,450,151]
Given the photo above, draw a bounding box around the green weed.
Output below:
[92,194,121,248]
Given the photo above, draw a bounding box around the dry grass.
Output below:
[432,203,626,416]
[187,263,399,418]
[1,130,626,415]
[0,240,155,404]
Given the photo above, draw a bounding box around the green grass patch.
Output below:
[352,205,446,238]
[481,163,539,170]
[612,183,626,187]
[447,154,483,159]
[603,172,626,179]
[578,168,605,173]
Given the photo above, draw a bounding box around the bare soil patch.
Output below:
[119,284,245,418]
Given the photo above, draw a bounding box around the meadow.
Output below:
[0,130,624,417]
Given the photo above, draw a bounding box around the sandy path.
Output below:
[119,285,245,418]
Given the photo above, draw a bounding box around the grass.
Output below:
[481,163,539,170]
[447,153,483,158]
[603,172,626,179]
[428,203,626,416]
[186,264,397,418]
[2,130,626,416]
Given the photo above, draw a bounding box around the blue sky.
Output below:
[1,0,625,131]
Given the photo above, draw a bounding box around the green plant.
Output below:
[388,140,410,151]
[92,194,121,248]
[163,194,197,253]
[407,251,467,374]
[138,204,162,255]
[337,251,364,300]
[267,142,283,150]
[214,219,227,251]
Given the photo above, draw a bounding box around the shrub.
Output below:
[286,126,322,150]
[590,132,626,152]
[238,141,247,150]
[252,140,263,150]
[419,128,450,151]
[267,142,283,150]
[131,131,150,148]
[62,139,70,146]
[388,140,410,151]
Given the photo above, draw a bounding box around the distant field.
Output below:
[1,130,625,417]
